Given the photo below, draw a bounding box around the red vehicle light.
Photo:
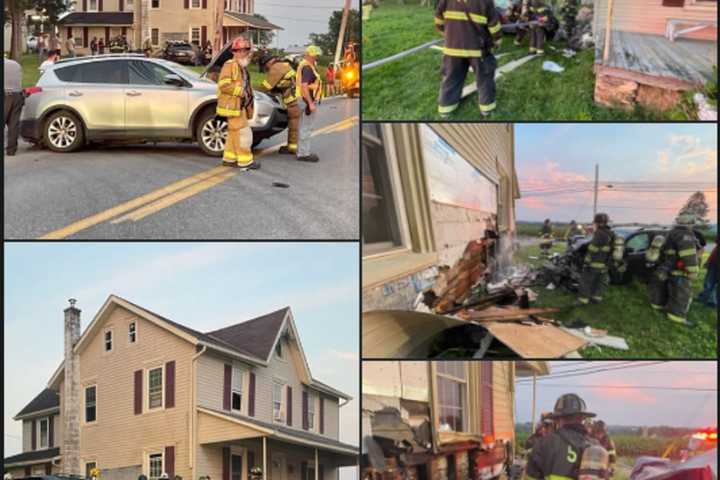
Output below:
[24,86,43,96]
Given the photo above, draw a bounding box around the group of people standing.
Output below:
[217,37,324,168]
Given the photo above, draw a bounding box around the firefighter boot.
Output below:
[648,271,669,312]
[666,275,694,326]
[279,101,300,155]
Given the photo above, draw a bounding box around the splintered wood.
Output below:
[456,306,561,322]
[429,239,493,314]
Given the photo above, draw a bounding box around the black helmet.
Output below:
[593,213,609,226]
[593,420,607,431]
[257,52,277,69]
[551,393,596,418]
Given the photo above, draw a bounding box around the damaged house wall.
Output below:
[363,362,523,480]
[363,124,518,313]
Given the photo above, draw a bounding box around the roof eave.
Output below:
[198,340,268,367]
[13,406,61,421]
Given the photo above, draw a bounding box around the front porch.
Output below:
[196,408,357,480]
[222,12,283,46]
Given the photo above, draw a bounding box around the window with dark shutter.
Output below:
[165,446,175,477]
[248,372,256,417]
[119,0,124,10]
[32,419,37,450]
[134,370,143,415]
[222,447,231,480]
[223,364,232,411]
[247,451,255,474]
[662,0,685,6]
[319,396,324,434]
[287,386,292,426]
[480,363,494,436]
[165,361,176,408]
[49,415,54,447]
[201,25,207,45]
[99,0,103,10]
[302,391,308,430]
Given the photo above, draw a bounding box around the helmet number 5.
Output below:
[567,446,577,463]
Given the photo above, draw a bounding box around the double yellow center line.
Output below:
[39,115,358,239]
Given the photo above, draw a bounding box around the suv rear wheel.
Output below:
[44,110,84,153]
[196,109,226,157]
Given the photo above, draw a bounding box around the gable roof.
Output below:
[14,388,60,420]
[48,295,351,400]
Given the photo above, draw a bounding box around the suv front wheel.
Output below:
[196,110,227,157]
[44,110,84,153]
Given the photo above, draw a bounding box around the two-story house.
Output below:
[4,295,357,480]
[55,0,280,55]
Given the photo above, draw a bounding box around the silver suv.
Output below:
[20,54,288,156]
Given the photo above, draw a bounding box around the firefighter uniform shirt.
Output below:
[526,424,595,480]
[434,0,503,57]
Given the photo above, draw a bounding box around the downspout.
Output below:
[190,346,208,478]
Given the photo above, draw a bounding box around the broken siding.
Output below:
[593,0,716,39]
[361,362,430,402]
[79,306,196,479]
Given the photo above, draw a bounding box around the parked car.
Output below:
[163,41,201,65]
[20,54,288,156]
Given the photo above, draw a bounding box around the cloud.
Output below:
[591,383,658,404]
[657,151,670,172]
[329,349,359,362]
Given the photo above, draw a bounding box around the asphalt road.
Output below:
[4,97,359,240]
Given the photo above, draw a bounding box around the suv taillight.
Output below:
[24,86,43,96]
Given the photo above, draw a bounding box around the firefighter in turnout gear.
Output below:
[295,45,324,162]
[540,218,554,257]
[590,421,616,477]
[559,0,579,42]
[526,415,556,450]
[648,214,701,325]
[577,213,615,305]
[217,36,257,169]
[259,53,299,155]
[434,0,503,118]
[523,0,549,54]
[525,394,609,480]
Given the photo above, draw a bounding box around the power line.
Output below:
[517,361,666,383]
[261,14,328,23]
[261,2,343,8]
[515,384,717,392]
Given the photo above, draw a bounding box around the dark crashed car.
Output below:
[163,41,202,65]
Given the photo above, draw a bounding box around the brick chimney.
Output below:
[62,299,82,476]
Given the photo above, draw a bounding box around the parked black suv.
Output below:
[163,41,201,65]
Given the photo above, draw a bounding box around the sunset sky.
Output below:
[515,361,717,428]
[514,124,717,225]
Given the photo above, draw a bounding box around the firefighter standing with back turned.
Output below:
[434,0,503,118]
[523,0,549,55]
[647,213,700,326]
[217,36,257,169]
[577,213,615,305]
[259,53,299,156]
[525,393,610,480]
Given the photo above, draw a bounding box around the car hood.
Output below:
[202,41,233,78]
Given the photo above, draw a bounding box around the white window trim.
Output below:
[230,447,248,480]
[103,327,113,353]
[144,450,164,480]
[362,124,412,259]
[145,365,166,413]
[128,321,138,345]
[272,380,285,423]
[307,391,316,432]
[126,0,134,9]
[684,0,716,10]
[151,28,160,46]
[189,25,201,45]
[83,384,98,425]
[435,364,468,434]
[87,0,99,12]
[231,366,247,414]
[190,0,201,9]
[37,417,50,449]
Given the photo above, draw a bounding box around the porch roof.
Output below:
[4,447,61,467]
[197,407,358,457]
[58,12,134,26]
[224,12,283,31]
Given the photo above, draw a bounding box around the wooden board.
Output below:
[362,310,468,358]
[483,322,587,358]
[458,306,560,322]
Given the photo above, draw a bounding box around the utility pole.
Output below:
[333,0,351,68]
[593,163,599,218]
[213,0,225,55]
[531,373,537,432]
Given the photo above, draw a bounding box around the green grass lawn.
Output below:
[361,1,693,120]
[515,241,717,358]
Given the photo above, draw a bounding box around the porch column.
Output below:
[262,436,267,480]
[314,448,318,480]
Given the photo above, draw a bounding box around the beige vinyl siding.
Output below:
[23,419,33,452]
[195,336,342,439]
[594,0,717,39]
[79,306,196,479]
[361,361,430,401]
[147,3,213,42]
[492,362,514,441]
[53,413,63,450]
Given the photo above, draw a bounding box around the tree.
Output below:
[678,191,710,226]
[308,8,359,57]
[33,0,71,46]
[252,14,275,47]
[5,0,33,60]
